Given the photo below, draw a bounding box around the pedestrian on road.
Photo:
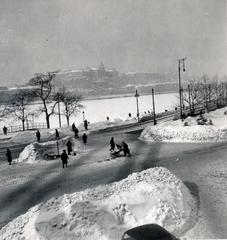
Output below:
[60,149,68,168]
[6,148,12,165]
[72,122,75,132]
[122,141,131,157]
[36,130,41,142]
[66,140,72,155]
[82,133,87,145]
[84,120,88,130]
[110,137,115,150]
[3,126,7,135]
[74,127,79,138]
[55,129,59,139]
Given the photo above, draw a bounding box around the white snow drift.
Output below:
[0,167,194,240]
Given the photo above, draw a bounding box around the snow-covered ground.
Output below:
[1,107,227,239]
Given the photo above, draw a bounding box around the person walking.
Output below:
[55,129,59,139]
[6,148,12,165]
[60,149,68,168]
[82,133,87,145]
[66,140,72,155]
[84,120,88,130]
[110,137,115,150]
[72,122,75,132]
[36,130,41,142]
[74,127,79,138]
[3,126,7,135]
[122,141,131,157]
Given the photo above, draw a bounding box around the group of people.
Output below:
[110,137,131,157]
[5,123,131,168]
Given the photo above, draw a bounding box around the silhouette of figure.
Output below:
[72,122,75,132]
[122,141,131,157]
[55,129,59,139]
[82,133,87,145]
[84,120,88,130]
[6,148,12,165]
[74,127,79,138]
[66,140,72,155]
[3,126,7,135]
[110,137,115,150]
[36,130,41,142]
[61,149,68,168]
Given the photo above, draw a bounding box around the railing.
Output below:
[0,122,47,135]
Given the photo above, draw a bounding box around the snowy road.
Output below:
[0,130,227,238]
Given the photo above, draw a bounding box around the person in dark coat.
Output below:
[36,130,41,142]
[3,126,7,135]
[60,149,68,168]
[6,148,12,165]
[110,137,115,150]
[82,133,87,145]
[84,120,88,130]
[74,127,79,138]
[66,140,72,155]
[55,129,59,139]
[72,122,75,132]
[122,141,131,157]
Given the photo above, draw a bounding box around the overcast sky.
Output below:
[0,0,226,86]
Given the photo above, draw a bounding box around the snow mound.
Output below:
[9,125,73,144]
[140,116,227,142]
[0,167,194,240]
[15,137,82,163]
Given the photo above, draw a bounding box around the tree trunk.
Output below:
[22,120,25,131]
[66,116,70,125]
[46,114,50,128]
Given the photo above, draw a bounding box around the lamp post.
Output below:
[178,57,187,120]
[135,89,140,121]
[82,111,85,122]
[57,92,61,127]
[151,88,156,125]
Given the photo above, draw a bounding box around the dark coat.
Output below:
[122,142,130,155]
[61,152,68,163]
[6,149,12,162]
[82,133,87,144]
[36,131,41,141]
[55,129,59,138]
[110,137,115,150]
[66,141,72,151]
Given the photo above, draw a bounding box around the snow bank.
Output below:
[140,115,227,142]
[9,125,73,144]
[0,167,194,240]
[15,137,82,163]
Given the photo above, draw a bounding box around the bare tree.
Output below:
[182,78,204,115]
[54,86,83,125]
[4,89,36,130]
[29,72,59,128]
[210,75,226,108]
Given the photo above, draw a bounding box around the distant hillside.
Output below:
[52,68,179,97]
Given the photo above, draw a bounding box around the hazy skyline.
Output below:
[0,0,226,86]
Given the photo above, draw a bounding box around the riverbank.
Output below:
[82,91,178,101]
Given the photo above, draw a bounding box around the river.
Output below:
[1,92,179,129]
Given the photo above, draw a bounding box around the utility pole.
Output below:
[152,88,156,125]
[135,89,140,121]
[178,57,187,120]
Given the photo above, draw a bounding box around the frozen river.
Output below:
[1,92,178,129]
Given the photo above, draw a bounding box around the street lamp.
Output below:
[82,111,85,122]
[134,89,140,121]
[151,88,156,125]
[178,57,187,120]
